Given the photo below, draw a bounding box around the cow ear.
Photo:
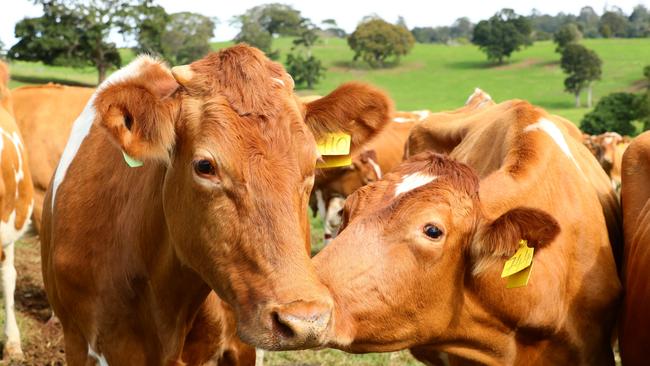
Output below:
[472,207,560,271]
[304,82,393,153]
[94,62,180,164]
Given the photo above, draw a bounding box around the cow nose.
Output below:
[268,300,332,348]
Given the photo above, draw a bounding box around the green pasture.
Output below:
[8,38,649,126]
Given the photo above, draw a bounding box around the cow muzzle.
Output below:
[262,299,332,349]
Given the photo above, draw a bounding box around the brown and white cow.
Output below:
[41,45,392,364]
[12,84,94,232]
[315,97,622,365]
[583,132,630,192]
[312,116,417,244]
[619,131,650,365]
[0,62,35,360]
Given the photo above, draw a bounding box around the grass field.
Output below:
[7,38,650,126]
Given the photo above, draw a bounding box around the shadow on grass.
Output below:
[11,74,95,87]
[332,59,401,70]
[445,60,500,70]
[541,100,579,110]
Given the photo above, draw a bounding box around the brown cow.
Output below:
[42,45,392,364]
[315,98,621,365]
[619,131,650,365]
[0,62,35,360]
[12,84,95,232]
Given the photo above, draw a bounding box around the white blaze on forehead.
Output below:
[524,118,582,172]
[51,55,161,209]
[395,172,437,197]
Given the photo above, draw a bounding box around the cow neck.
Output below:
[420,291,515,366]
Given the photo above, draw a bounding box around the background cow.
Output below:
[41,46,392,365]
[583,131,630,193]
[315,95,621,365]
[619,131,650,366]
[0,61,35,361]
[12,84,94,232]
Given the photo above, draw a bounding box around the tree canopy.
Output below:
[553,23,582,53]
[580,92,644,135]
[471,9,532,64]
[348,18,415,68]
[560,43,602,107]
[9,0,130,83]
[160,12,215,65]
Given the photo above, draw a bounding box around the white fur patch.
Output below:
[2,242,20,351]
[393,117,412,123]
[367,157,382,180]
[1,203,33,247]
[395,173,437,197]
[524,118,581,172]
[324,196,346,245]
[271,77,285,86]
[51,55,160,209]
[88,345,109,366]
[412,110,430,121]
[465,87,492,105]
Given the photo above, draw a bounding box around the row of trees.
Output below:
[412,5,650,45]
[8,0,215,83]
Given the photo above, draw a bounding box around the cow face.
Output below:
[314,152,560,352]
[352,149,381,184]
[96,45,393,350]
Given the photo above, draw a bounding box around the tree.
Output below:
[0,39,5,58]
[560,44,602,107]
[286,26,325,89]
[9,0,131,84]
[580,92,643,135]
[234,4,304,37]
[450,17,474,39]
[629,5,650,37]
[233,21,276,58]
[553,23,582,53]
[348,18,415,67]
[644,65,650,87]
[471,9,532,64]
[321,19,346,38]
[396,16,408,29]
[159,13,215,65]
[599,11,629,37]
[577,6,600,38]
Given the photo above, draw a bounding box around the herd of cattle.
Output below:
[0,44,648,365]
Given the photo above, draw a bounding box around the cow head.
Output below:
[352,149,382,184]
[314,152,560,352]
[94,45,393,349]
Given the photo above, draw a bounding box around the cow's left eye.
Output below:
[194,159,216,176]
[423,224,444,240]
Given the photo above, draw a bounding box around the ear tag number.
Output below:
[122,151,144,168]
[316,132,352,169]
[501,239,534,288]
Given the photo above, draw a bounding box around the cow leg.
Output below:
[1,242,23,360]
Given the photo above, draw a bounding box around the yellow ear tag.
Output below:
[316,132,352,169]
[316,155,353,168]
[501,239,534,288]
[316,132,351,156]
[122,151,144,168]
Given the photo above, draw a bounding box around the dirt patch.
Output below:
[1,234,65,365]
[627,79,649,93]
[494,58,543,71]
[329,61,425,75]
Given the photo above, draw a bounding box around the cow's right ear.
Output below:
[472,207,560,274]
[94,61,180,164]
[304,82,393,153]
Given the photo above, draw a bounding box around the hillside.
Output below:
[7,38,650,125]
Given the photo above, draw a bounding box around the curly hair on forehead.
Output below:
[401,152,480,199]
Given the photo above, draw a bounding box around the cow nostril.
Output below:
[271,311,296,339]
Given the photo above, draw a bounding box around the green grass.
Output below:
[8,38,649,126]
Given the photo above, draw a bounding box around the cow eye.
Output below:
[423,224,444,240]
[194,159,216,176]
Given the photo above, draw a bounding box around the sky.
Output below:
[1,0,648,47]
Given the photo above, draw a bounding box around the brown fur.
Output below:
[619,131,650,365]
[315,95,621,365]
[41,46,392,365]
